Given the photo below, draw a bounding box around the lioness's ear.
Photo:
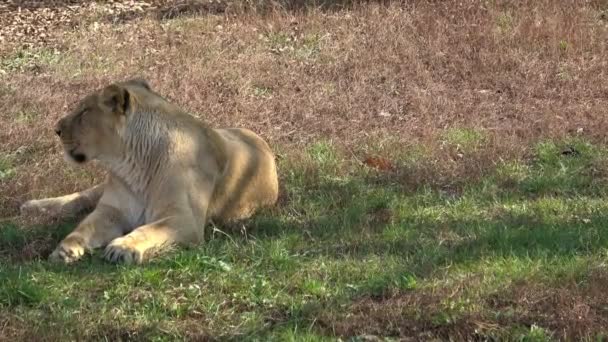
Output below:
[101,84,130,115]
[126,78,151,91]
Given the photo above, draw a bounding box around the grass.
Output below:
[0,48,60,74]
[2,0,608,340]
[2,138,608,340]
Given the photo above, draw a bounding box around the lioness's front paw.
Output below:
[104,236,145,264]
[49,235,86,264]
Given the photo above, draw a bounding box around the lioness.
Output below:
[20,79,279,264]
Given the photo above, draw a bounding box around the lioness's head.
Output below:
[54,79,152,164]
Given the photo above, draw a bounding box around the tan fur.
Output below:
[20,79,279,264]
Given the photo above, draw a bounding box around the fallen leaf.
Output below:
[363,156,395,171]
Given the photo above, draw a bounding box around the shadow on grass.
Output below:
[253,176,608,267]
[3,164,608,273]
[0,220,75,262]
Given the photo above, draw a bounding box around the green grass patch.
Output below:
[251,84,273,98]
[0,153,16,181]
[0,48,61,73]
[2,138,608,340]
[441,127,487,152]
[263,31,324,60]
[496,11,514,33]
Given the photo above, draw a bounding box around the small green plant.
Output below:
[397,272,418,290]
[496,12,514,33]
[558,40,569,53]
[0,154,16,181]
[557,65,571,80]
[295,33,322,59]
[14,110,39,123]
[264,31,293,54]
[442,127,486,152]
[302,279,328,297]
[518,324,553,342]
[307,140,339,168]
[263,31,323,59]
[252,84,273,98]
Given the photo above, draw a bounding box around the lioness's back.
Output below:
[208,128,278,222]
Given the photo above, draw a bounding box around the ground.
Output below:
[1,0,608,340]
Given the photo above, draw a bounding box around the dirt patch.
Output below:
[488,271,608,340]
[317,271,608,340]
[0,313,36,342]
[317,289,481,340]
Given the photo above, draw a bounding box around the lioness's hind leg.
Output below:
[20,184,103,219]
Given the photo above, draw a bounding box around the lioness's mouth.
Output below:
[68,148,87,163]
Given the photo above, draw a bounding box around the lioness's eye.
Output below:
[76,109,87,123]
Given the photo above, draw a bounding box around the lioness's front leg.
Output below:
[104,182,210,264]
[49,178,137,263]
[49,204,129,263]
[103,214,200,264]
[21,184,104,219]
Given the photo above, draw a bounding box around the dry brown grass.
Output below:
[317,270,608,340]
[1,1,608,212]
[488,270,608,340]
